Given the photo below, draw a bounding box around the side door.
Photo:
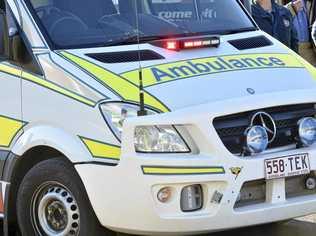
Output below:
[0,1,23,170]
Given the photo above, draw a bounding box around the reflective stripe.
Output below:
[121,53,303,87]
[0,63,21,77]
[21,71,96,107]
[296,57,316,79]
[142,166,225,175]
[0,115,25,148]
[60,52,170,113]
[80,137,121,160]
[0,63,96,107]
[282,47,316,80]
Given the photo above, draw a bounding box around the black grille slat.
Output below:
[213,104,316,154]
[86,50,164,63]
[217,126,246,137]
[228,35,273,50]
[275,118,297,129]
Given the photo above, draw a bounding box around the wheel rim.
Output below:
[31,182,80,236]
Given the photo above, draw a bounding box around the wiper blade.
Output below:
[102,27,256,47]
[103,35,167,46]
[219,27,257,35]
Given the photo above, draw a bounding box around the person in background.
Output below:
[252,0,298,52]
[288,0,309,42]
[287,0,316,65]
[311,0,316,25]
[312,20,316,46]
[287,0,316,29]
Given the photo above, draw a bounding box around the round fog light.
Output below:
[157,187,172,203]
[298,117,316,146]
[245,126,269,154]
[305,177,316,190]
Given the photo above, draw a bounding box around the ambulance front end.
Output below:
[3,0,316,235]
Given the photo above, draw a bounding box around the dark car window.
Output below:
[26,0,255,49]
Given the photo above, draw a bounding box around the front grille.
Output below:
[213,104,316,154]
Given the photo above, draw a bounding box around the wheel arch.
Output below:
[11,124,90,163]
[2,125,93,235]
[2,146,74,234]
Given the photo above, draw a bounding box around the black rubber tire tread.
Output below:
[16,157,113,236]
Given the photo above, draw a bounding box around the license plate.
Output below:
[265,153,310,180]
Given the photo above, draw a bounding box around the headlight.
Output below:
[134,125,190,153]
[245,125,268,154]
[298,117,316,146]
[100,102,155,138]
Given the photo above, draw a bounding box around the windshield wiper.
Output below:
[103,35,168,47]
[102,27,257,47]
[218,27,257,35]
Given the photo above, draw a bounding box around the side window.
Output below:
[6,6,42,75]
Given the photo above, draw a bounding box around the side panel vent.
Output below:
[228,36,273,50]
[86,50,164,63]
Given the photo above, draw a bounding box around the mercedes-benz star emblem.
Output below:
[250,111,277,143]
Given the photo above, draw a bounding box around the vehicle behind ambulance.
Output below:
[1,0,316,235]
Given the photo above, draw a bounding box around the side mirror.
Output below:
[0,9,24,62]
[9,27,18,37]
[0,9,9,58]
[8,24,42,75]
[8,27,25,62]
[0,9,42,75]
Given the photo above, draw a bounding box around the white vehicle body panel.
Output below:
[78,90,316,235]
[0,0,315,234]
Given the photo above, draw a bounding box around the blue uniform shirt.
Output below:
[292,0,310,42]
[252,1,298,52]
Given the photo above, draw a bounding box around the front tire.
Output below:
[16,157,110,236]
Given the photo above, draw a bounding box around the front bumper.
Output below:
[76,90,316,235]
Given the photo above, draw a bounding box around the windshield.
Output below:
[26,0,256,49]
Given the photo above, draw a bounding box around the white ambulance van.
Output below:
[0,0,316,235]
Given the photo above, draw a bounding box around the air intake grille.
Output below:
[86,50,164,63]
[213,104,316,154]
[228,36,273,50]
